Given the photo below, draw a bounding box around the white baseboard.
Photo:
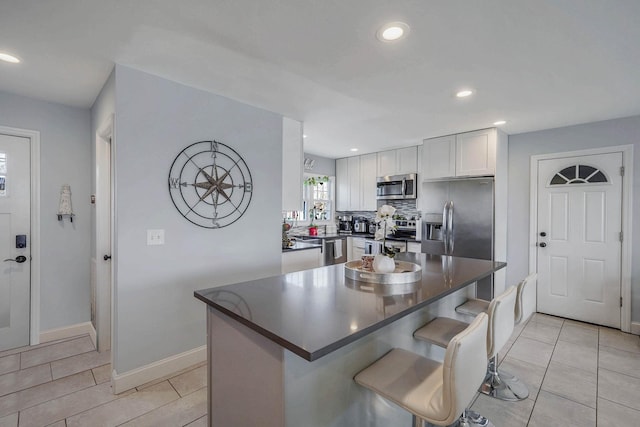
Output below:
[112,345,206,394]
[40,321,96,344]
[631,321,640,336]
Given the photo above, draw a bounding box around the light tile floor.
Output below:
[0,336,206,426]
[470,313,640,427]
[1,313,639,426]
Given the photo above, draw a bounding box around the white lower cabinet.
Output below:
[349,237,365,261]
[407,242,421,253]
[282,248,322,274]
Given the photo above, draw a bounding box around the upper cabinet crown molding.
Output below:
[282,117,303,210]
[422,128,497,180]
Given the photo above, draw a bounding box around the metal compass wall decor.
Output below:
[168,140,253,228]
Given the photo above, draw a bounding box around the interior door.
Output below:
[0,133,31,351]
[537,152,622,327]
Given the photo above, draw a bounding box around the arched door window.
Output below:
[549,165,608,185]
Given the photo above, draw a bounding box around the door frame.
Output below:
[0,125,41,345]
[95,115,115,353]
[529,145,633,332]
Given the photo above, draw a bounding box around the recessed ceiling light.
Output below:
[377,22,410,42]
[0,52,20,64]
[303,134,308,138]
[493,120,507,126]
[350,148,359,152]
[456,89,474,98]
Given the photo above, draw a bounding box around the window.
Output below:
[550,165,608,185]
[283,174,334,223]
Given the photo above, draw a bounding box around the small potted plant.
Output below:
[308,223,318,236]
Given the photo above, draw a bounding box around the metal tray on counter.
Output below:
[344,260,422,285]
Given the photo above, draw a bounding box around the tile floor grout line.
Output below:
[595,327,600,427]
[524,317,565,426]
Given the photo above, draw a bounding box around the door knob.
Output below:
[103,255,112,261]
[539,242,547,248]
[4,255,27,263]
[540,232,547,237]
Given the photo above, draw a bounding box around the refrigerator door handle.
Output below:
[442,202,450,254]
[448,201,454,254]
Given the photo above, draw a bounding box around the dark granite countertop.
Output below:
[282,241,322,252]
[194,253,505,361]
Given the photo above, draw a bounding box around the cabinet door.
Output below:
[377,150,396,177]
[423,135,456,179]
[336,158,349,211]
[359,153,377,211]
[455,129,496,177]
[347,237,354,261]
[347,156,361,210]
[396,146,418,175]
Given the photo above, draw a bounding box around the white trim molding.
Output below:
[111,346,206,394]
[631,322,640,336]
[0,125,41,345]
[529,145,633,332]
[40,321,96,344]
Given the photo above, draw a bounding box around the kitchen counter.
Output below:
[349,232,421,243]
[281,241,322,252]
[195,253,505,426]
[195,253,504,426]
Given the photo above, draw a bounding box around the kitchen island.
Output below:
[194,253,505,427]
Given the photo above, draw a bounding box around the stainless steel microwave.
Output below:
[376,173,417,200]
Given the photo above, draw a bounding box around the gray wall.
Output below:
[0,91,91,330]
[112,66,283,373]
[508,115,640,322]
[304,152,335,176]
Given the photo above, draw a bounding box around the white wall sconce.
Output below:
[57,184,74,222]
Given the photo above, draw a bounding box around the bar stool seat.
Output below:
[414,286,529,402]
[455,298,490,317]
[455,273,537,323]
[355,313,492,427]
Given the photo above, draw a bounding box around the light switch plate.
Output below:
[147,229,165,245]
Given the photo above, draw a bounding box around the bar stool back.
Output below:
[355,313,491,427]
[414,285,529,402]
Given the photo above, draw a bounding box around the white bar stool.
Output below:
[414,285,529,401]
[355,313,493,427]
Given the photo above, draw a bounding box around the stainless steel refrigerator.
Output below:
[421,179,494,300]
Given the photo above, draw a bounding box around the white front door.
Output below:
[537,152,622,328]
[0,133,31,351]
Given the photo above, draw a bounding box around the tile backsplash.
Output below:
[336,199,421,221]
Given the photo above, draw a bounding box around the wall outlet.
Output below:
[147,229,165,245]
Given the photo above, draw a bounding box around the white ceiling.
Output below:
[1,0,639,158]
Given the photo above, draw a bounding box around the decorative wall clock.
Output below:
[168,140,253,228]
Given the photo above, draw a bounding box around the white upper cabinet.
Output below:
[359,153,377,211]
[377,146,418,177]
[336,153,377,212]
[455,129,496,177]
[347,156,361,211]
[422,135,455,179]
[422,128,496,179]
[336,157,349,211]
[282,117,303,210]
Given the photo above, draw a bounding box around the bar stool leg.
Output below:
[480,354,529,401]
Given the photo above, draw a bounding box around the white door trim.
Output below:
[529,145,633,332]
[95,114,114,354]
[0,125,41,345]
